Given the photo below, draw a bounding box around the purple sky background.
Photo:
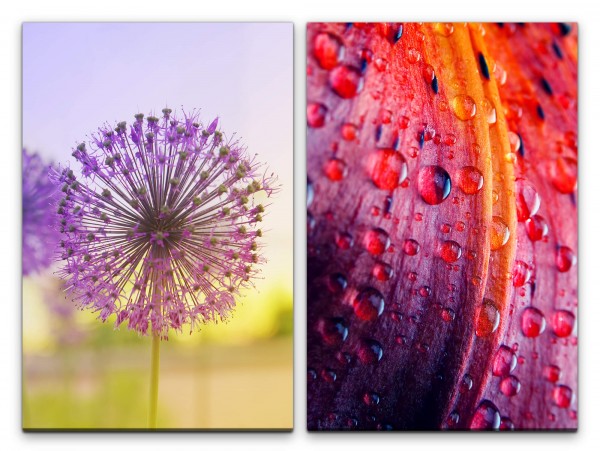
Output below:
[23,22,293,284]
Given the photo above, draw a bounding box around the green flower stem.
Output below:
[148,333,160,429]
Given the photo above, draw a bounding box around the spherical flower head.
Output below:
[54,109,277,338]
[22,149,61,275]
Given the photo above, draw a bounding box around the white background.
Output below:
[2,0,600,449]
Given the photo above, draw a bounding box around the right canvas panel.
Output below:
[306,23,578,431]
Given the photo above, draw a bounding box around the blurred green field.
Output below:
[22,276,293,430]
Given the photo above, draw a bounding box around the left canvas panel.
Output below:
[22,22,293,430]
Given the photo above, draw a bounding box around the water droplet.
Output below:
[500,417,515,430]
[481,98,497,124]
[357,339,383,364]
[441,307,456,322]
[307,102,328,128]
[544,364,562,383]
[363,392,381,406]
[313,32,344,70]
[326,273,348,293]
[455,221,465,232]
[556,246,576,272]
[439,240,462,263]
[353,287,385,320]
[335,231,354,250]
[402,238,420,256]
[321,369,337,383]
[515,178,541,221]
[492,345,517,377]
[460,374,473,392]
[418,285,432,298]
[521,306,546,337]
[323,158,348,181]
[470,400,501,430]
[362,228,390,256]
[406,48,421,64]
[500,375,521,397]
[318,317,349,345]
[446,411,460,427]
[307,179,314,208]
[490,216,510,250]
[417,165,451,205]
[552,385,573,408]
[434,22,454,36]
[552,310,575,337]
[512,260,531,287]
[476,300,500,337]
[422,64,435,83]
[372,261,394,281]
[341,123,358,141]
[452,95,477,121]
[525,215,549,242]
[456,166,484,195]
[369,149,408,190]
[374,57,388,72]
[507,131,521,154]
[329,65,363,99]
[549,156,577,194]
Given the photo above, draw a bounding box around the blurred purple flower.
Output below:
[54,109,276,338]
[22,149,60,275]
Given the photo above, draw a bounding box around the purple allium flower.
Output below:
[54,109,276,338]
[22,149,60,275]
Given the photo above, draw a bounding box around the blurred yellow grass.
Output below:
[22,275,293,430]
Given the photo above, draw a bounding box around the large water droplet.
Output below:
[490,216,510,250]
[357,339,383,364]
[417,165,451,205]
[552,385,573,408]
[492,345,517,377]
[329,65,363,99]
[515,178,541,221]
[521,306,546,337]
[439,240,462,263]
[313,32,344,70]
[549,156,577,194]
[456,166,484,195]
[452,95,477,121]
[500,375,521,397]
[476,300,500,337]
[353,287,385,320]
[323,157,348,181]
[556,246,576,272]
[551,310,575,337]
[470,400,501,430]
[362,228,390,256]
[307,102,328,128]
[369,149,407,190]
[318,317,349,345]
[525,215,549,242]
